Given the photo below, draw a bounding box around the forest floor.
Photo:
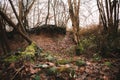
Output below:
[0,32,120,80]
[31,32,75,56]
[31,32,120,80]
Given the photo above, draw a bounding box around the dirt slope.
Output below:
[31,32,75,54]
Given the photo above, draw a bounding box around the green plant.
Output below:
[75,42,85,56]
[21,42,36,57]
[65,45,76,56]
[93,53,101,61]
[4,42,41,62]
[69,69,76,78]
[45,54,55,62]
[56,59,72,65]
[33,75,41,80]
[104,62,112,67]
[75,59,86,67]
[46,67,57,75]
[77,35,96,54]
[4,55,19,62]
[35,64,49,68]
[35,47,43,57]
[79,38,90,48]
[78,43,84,52]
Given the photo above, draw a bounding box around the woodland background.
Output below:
[0,0,120,80]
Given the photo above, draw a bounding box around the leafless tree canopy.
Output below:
[97,0,120,35]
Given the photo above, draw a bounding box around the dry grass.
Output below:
[79,24,102,37]
[67,24,102,37]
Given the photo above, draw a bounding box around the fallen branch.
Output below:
[11,65,25,80]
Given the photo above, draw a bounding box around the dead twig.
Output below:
[11,65,25,80]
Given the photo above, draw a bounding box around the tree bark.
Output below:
[68,0,80,44]
[97,0,120,56]
[45,0,50,25]
[9,0,27,34]
[0,10,32,44]
[0,17,10,54]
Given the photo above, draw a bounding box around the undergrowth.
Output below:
[77,34,97,54]
[4,42,42,63]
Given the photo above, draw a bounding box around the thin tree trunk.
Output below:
[0,10,32,44]
[45,0,50,25]
[97,0,120,56]
[52,0,57,25]
[0,18,10,54]
[68,0,80,44]
[23,0,36,20]
[9,0,27,34]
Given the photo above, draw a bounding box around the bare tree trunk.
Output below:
[51,0,57,25]
[0,10,32,44]
[23,0,36,19]
[18,0,36,29]
[37,0,40,24]
[33,6,36,27]
[97,0,120,56]
[68,0,80,45]
[0,17,10,54]
[97,0,119,36]
[45,0,50,25]
[9,0,27,34]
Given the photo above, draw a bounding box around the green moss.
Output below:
[56,59,72,65]
[4,42,41,62]
[4,55,19,62]
[104,62,112,67]
[21,42,36,56]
